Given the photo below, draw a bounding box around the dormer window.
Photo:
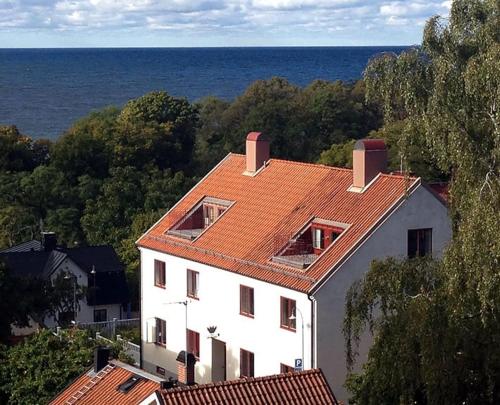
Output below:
[272,218,348,269]
[167,197,233,241]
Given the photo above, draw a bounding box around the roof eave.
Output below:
[309,177,422,295]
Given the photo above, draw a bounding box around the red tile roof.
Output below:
[50,361,160,405]
[138,154,420,292]
[159,369,338,404]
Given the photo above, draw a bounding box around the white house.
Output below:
[0,234,130,331]
[137,133,451,401]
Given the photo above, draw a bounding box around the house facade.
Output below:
[0,235,130,331]
[137,133,451,401]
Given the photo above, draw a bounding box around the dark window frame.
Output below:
[187,329,200,359]
[93,308,107,322]
[155,318,166,346]
[280,297,296,331]
[187,269,199,299]
[240,285,254,318]
[154,260,166,288]
[240,349,254,378]
[408,228,433,258]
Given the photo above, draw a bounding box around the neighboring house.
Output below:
[50,352,162,405]
[137,132,451,401]
[143,368,338,405]
[0,233,130,330]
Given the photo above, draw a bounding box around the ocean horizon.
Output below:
[0,46,407,139]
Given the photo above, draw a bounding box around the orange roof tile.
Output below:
[138,154,419,292]
[159,369,338,404]
[50,361,160,405]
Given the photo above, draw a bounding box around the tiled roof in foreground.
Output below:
[160,369,338,405]
[50,361,161,405]
[138,154,419,292]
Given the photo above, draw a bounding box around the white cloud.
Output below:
[0,0,453,44]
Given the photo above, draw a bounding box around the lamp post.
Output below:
[64,273,78,323]
[289,307,304,371]
[90,265,96,319]
[163,300,189,368]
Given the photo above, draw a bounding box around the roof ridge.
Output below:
[230,153,353,172]
[164,369,323,393]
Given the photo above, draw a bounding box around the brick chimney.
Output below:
[352,139,387,190]
[42,232,57,251]
[245,132,269,175]
[176,351,196,385]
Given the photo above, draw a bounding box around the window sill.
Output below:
[280,325,296,333]
[187,294,199,300]
[240,312,254,319]
[154,284,166,289]
[154,342,166,348]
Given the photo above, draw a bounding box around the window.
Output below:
[187,329,200,359]
[280,363,294,373]
[156,366,166,376]
[93,309,107,322]
[240,285,254,317]
[280,297,296,331]
[240,349,254,378]
[313,228,324,249]
[187,270,199,299]
[154,260,166,288]
[408,228,432,258]
[155,318,166,346]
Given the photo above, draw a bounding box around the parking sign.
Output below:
[294,358,303,371]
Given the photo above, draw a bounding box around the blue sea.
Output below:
[0,47,406,139]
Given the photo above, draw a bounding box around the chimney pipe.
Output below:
[42,232,57,251]
[352,139,387,190]
[245,132,269,175]
[94,347,110,373]
[176,351,196,385]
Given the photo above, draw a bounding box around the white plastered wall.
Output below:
[140,247,312,383]
[313,184,451,402]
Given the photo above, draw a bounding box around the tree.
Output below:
[344,1,500,403]
[0,329,95,404]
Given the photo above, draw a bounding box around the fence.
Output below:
[77,318,139,340]
[95,332,140,366]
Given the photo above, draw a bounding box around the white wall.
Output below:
[313,184,451,402]
[45,258,123,327]
[140,247,312,383]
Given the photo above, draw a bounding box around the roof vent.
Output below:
[94,347,110,373]
[244,132,269,175]
[117,375,142,393]
[351,139,387,192]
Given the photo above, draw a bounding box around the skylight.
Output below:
[271,218,348,269]
[166,197,233,241]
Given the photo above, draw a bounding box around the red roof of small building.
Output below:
[138,154,420,292]
[50,361,160,405]
[159,369,338,405]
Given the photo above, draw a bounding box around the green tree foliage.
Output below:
[345,1,500,403]
[0,126,48,172]
[0,329,94,404]
[0,263,50,343]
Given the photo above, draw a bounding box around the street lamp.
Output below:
[289,307,304,371]
[64,273,78,323]
[163,300,189,369]
[90,265,97,315]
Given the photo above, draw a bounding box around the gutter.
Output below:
[308,294,317,369]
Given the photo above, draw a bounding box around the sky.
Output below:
[0,0,452,48]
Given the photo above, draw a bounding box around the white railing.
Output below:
[78,318,139,339]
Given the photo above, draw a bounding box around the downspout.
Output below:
[308,294,317,369]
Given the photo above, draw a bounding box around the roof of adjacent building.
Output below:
[159,369,338,405]
[0,245,129,305]
[138,153,422,292]
[50,361,161,405]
